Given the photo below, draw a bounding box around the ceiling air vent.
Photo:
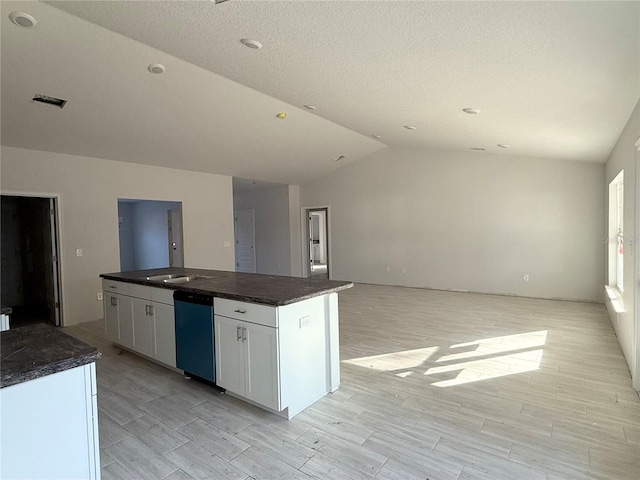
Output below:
[32,94,67,109]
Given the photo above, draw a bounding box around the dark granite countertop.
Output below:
[101,268,353,306]
[1,324,101,389]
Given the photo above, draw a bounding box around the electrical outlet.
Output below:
[523,274,529,281]
[97,292,103,301]
[401,267,406,274]
[385,265,391,273]
[76,248,83,257]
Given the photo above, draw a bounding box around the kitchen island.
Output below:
[100,268,353,419]
[0,324,101,480]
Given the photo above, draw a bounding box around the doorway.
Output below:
[118,199,184,271]
[1,195,62,327]
[234,209,256,273]
[304,207,330,279]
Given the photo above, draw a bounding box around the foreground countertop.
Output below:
[101,268,353,306]
[1,324,101,389]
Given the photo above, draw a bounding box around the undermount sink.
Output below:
[145,274,212,284]
[145,274,184,281]
[162,275,212,284]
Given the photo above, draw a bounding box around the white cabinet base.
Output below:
[103,281,176,369]
[215,293,340,419]
[0,363,100,480]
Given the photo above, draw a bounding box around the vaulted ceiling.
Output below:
[2,1,638,184]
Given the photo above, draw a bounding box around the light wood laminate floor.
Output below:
[65,284,640,480]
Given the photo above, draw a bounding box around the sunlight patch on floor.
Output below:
[426,348,545,387]
[342,346,439,372]
[437,330,548,363]
[342,330,547,387]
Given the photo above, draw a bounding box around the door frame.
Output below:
[301,206,332,279]
[634,137,640,390]
[1,190,64,326]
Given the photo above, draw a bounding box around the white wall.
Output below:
[233,185,292,276]
[1,146,235,326]
[301,147,605,302]
[604,99,639,387]
[288,185,302,277]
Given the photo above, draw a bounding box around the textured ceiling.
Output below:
[2,1,639,185]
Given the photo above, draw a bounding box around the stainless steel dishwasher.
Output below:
[174,291,215,382]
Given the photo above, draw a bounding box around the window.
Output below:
[608,171,624,292]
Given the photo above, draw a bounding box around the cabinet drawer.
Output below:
[129,283,151,300]
[214,298,277,327]
[102,280,130,296]
[150,287,174,305]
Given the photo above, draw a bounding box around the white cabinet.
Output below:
[153,302,176,367]
[132,299,153,357]
[104,292,134,349]
[215,315,245,394]
[214,313,280,411]
[102,281,175,368]
[215,294,340,419]
[244,321,279,408]
[104,293,118,341]
[0,363,100,480]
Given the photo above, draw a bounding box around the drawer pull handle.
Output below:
[242,326,247,342]
[236,325,242,341]
[111,297,117,306]
[234,309,247,314]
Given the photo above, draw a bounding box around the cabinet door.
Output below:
[153,303,176,367]
[117,295,134,349]
[104,293,119,342]
[132,299,153,357]
[244,322,280,410]
[214,315,244,394]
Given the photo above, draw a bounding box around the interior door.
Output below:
[234,210,256,273]
[305,208,330,279]
[167,208,184,267]
[308,214,315,272]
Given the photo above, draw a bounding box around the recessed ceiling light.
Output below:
[9,11,37,28]
[497,144,510,149]
[463,108,481,114]
[371,135,382,139]
[334,155,346,162]
[404,125,416,130]
[147,63,165,74]
[241,39,262,49]
[470,147,486,151]
[303,105,317,110]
